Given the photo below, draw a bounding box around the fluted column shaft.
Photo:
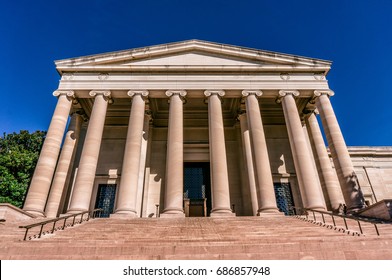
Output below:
[68,91,110,213]
[114,91,148,217]
[279,91,325,210]
[204,90,234,216]
[315,91,365,212]
[238,113,258,216]
[24,91,74,216]
[243,91,279,214]
[161,90,186,217]
[305,111,345,211]
[45,111,83,217]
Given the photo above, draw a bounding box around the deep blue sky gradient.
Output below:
[1,0,391,145]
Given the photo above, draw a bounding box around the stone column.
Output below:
[204,90,234,216]
[23,90,74,216]
[242,90,279,214]
[238,112,258,216]
[67,91,111,213]
[45,111,83,217]
[314,90,365,212]
[161,90,187,218]
[278,90,325,210]
[305,111,345,212]
[113,91,148,217]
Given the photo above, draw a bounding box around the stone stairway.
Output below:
[0,216,391,260]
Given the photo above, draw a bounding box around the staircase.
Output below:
[1,216,391,260]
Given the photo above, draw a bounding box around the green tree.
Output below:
[0,130,46,207]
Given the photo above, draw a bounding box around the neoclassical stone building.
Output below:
[22,40,392,219]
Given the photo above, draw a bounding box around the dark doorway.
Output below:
[184,162,211,217]
[95,184,117,218]
[273,182,295,216]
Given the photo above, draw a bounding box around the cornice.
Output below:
[55,40,331,75]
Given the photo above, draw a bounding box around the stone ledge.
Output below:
[0,203,36,222]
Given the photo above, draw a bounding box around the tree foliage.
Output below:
[0,130,46,207]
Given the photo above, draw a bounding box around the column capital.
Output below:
[276,90,300,103]
[310,90,334,104]
[314,90,335,97]
[89,90,112,104]
[242,90,263,97]
[165,90,187,97]
[53,90,75,98]
[204,90,225,97]
[89,90,111,97]
[128,90,149,98]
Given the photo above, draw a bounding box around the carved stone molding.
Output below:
[313,73,326,80]
[241,90,263,97]
[276,90,300,104]
[280,73,290,80]
[62,73,74,80]
[98,73,109,80]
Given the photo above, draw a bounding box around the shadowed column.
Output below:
[24,90,74,216]
[161,90,187,218]
[238,112,258,216]
[278,90,326,210]
[45,111,83,218]
[243,90,280,215]
[67,91,111,213]
[114,91,148,218]
[305,111,345,212]
[314,90,366,212]
[204,90,234,217]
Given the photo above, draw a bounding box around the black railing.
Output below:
[291,207,382,236]
[19,209,102,241]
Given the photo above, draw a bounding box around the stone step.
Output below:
[1,216,391,260]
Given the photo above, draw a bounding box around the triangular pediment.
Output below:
[121,52,262,66]
[55,39,331,74]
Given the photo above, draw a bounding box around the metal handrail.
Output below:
[19,209,102,241]
[291,207,382,236]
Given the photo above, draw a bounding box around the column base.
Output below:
[257,208,283,217]
[160,212,186,218]
[160,208,185,218]
[110,212,138,219]
[23,208,45,217]
[210,208,235,217]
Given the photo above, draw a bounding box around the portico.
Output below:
[23,40,367,218]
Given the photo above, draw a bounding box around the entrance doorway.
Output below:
[183,162,211,217]
[273,182,295,216]
[95,184,117,218]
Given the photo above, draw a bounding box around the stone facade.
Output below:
[22,40,392,218]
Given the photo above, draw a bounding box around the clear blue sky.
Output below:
[1,0,391,146]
